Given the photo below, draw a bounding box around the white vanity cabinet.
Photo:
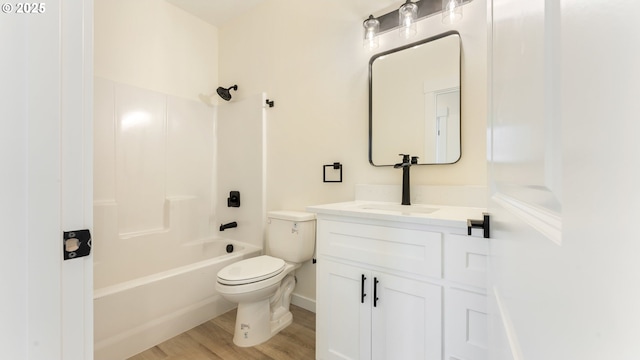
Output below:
[312,206,488,360]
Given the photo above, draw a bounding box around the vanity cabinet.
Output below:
[318,259,442,360]
[314,214,488,360]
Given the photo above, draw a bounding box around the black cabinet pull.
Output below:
[374,277,379,307]
[361,274,367,303]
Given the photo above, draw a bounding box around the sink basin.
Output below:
[356,203,439,214]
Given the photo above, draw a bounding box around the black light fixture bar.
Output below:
[374,0,472,34]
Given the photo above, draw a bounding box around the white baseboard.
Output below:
[291,293,316,313]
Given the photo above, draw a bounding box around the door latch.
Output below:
[63,229,92,260]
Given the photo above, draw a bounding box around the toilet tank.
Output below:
[266,211,316,263]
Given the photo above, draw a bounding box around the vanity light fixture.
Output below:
[442,0,463,24]
[399,0,418,39]
[362,0,470,50]
[363,15,380,50]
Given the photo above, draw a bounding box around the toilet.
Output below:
[215,210,316,347]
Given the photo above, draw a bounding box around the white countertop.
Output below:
[307,201,486,229]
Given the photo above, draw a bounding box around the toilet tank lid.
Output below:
[267,210,315,222]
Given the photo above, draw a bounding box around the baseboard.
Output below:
[291,293,316,313]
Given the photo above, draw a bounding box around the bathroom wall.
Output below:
[94,0,219,101]
[218,0,487,304]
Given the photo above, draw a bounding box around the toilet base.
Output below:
[232,300,293,347]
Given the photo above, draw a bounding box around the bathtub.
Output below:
[93,239,262,360]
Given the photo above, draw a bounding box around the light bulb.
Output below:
[399,1,418,39]
[442,0,463,24]
[363,15,380,50]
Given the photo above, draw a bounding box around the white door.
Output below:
[0,1,93,359]
[488,0,640,359]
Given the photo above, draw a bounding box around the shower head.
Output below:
[217,85,238,101]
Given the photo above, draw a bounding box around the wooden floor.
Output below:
[129,305,315,360]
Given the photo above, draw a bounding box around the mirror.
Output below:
[369,31,461,166]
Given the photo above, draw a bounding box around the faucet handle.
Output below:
[411,156,419,164]
[398,153,410,162]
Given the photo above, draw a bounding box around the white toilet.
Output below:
[215,210,316,347]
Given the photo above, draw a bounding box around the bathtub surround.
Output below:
[93,79,216,285]
[93,76,270,358]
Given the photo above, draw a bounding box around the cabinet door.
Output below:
[445,288,487,360]
[317,259,371,360]
[371,273,442,360]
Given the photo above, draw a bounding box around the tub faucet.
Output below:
[220,221,237,231]
[393,154,418,206]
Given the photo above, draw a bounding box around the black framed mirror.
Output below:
[369,31,461,166]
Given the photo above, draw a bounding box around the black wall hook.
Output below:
[467,213,490,238]
[266,99,274,107]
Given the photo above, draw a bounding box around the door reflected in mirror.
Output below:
[369,32,461,166]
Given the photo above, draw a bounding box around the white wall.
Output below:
[218,0,487,303]
[94,0,219,101]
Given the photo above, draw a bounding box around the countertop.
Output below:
[307,201,486,229]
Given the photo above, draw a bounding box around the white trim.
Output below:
[492,192,562,245]
[291,293,316,313]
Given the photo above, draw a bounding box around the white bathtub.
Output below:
[93,239,261,360]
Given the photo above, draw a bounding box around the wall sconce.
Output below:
[442,0,463,24]
[363,15,380,50]
[363,0,470,50]
[399,1,418,39]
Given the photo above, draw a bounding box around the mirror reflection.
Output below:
[369,32,461,166]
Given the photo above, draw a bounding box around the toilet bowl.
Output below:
[215,211,316,347]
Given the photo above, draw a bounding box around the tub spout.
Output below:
[220,221,237,231]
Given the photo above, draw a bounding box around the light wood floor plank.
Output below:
[128,305,315,360]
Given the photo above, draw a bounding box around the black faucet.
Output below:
[219,221,237,231]
[393,154,418,206]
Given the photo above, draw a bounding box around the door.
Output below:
[316,260,371,360]
[488,0,640,359]
[371,273,442,360]
[0,1,94,359]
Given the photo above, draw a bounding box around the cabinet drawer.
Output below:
[317,219,442,278]
[444,234,488,288]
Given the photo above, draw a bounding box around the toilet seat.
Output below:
[217,255,285,286]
